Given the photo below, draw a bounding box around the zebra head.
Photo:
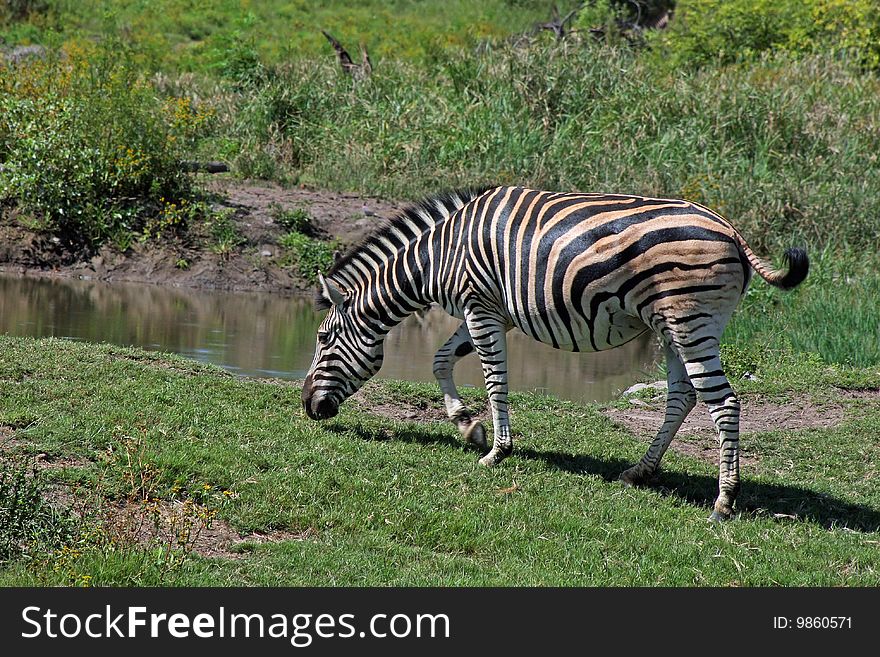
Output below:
[302,273,385,421]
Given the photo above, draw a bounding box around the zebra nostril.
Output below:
[314,396,338,419]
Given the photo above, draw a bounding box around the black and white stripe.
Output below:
[301,185,808,520]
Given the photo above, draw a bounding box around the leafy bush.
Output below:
[647,0,880,70]
[0,40,211,249]
[278,231,337,283]
[208,15,270,89]
[202,208,244,258]
[269,203,315,234]
[0,459,77,564]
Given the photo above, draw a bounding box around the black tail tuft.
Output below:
[778,247,809,290]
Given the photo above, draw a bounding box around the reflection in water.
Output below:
[0,275,660,402]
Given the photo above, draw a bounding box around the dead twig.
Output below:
[321,30,372,79]
[538,4,580,41]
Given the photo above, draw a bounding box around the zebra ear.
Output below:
[318,271,346,306]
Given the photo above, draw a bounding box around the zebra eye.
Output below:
[317,330,331,344]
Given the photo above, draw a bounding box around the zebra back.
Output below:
[315,186,493,309]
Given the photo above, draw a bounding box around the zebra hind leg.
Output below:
[678,347,741,521]
[432,322,488,451]
[619,343,697,486]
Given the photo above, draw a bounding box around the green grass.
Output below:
[206,43,880,258]
[278,230,338,283]
[2,0,563,70]
[1,335,879,586]
[726,251,880,367]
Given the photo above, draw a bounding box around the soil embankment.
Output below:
[0,180,405,295]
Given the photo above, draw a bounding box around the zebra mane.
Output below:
[315,185,495,309]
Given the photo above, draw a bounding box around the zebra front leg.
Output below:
[620,344,697,486]
[463,310,512,467]
[432,322,487,450]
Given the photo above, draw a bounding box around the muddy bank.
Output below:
[0,180,405,295]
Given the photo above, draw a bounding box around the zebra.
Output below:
[301,185,808,520]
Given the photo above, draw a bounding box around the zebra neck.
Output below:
[338,244,434,334]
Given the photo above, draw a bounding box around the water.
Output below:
[0,274,661,402]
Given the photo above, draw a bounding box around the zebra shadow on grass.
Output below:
[516,446,880,533]
[327,422,880,533]
[325,421,466,452]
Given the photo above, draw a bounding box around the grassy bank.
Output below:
[3,3,879,373]
[727,250,880,367]
[3,3,879,256]
[1,335,879,586]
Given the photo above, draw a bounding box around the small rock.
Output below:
[4,45,46,64]
[622,381,667,396]
[260,250,273,257]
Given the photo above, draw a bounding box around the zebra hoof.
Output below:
[478,449,505,467]
[462,421,487,450]
[618,467,644,487]
[708,510,731,522]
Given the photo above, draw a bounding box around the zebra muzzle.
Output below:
[302,374,339,420]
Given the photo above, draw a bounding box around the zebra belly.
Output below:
[508,304,647,353]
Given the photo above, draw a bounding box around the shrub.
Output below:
[0,40,211,249]
[0,459,77,564]
[647,0,880,70]
[269,203,316,235]
[202,208,244,258]
[278,231,337,283]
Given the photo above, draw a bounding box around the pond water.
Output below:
[0,274,661,402]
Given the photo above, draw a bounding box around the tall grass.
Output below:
[726,249,880,367]
[215,41,880,255]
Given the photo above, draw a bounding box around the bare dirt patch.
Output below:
[0,180,406,295]
[212,179,404,248]
[2,426,313,560]
[351,387,489,425]
[100,499,317,559]
[354,398,452,424]
[604,391,846,465]
[838,388,880,401]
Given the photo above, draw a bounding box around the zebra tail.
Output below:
[734,234,809,291]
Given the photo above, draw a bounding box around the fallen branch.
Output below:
[180,161,230,174]
[538,4,580,41]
